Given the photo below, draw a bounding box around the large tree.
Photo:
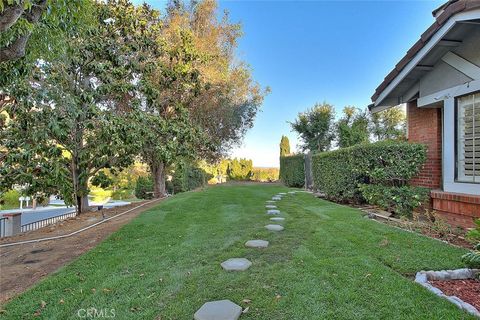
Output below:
[336,106,369,148]
[136,0,266,196]
[0,1,141,213]
[370,106,406,141]
[290,102,335,152]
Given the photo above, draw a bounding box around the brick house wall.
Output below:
[407,101,442,189]
[407,101,480,228]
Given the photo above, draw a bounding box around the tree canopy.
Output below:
[0,0,266,211]
[290,102,335,152]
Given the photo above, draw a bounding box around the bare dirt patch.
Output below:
[0,199,163,304]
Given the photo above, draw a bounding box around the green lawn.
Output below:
[1,184,475,319]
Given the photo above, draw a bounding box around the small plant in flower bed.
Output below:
[462,243,480,269]
[462,220,480,269]
[392,210,469,247]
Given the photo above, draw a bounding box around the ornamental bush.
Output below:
[312,141,428,216]
[134,176,154,199]
[358,184,429,217]
[280,154,305,187]
[172,162,211,193]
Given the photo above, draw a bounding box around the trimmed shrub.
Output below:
[280,154,305,187]
[358,184,429,217]
[134,176,154,199]
[312,141,428,216]
[172,162,211,193]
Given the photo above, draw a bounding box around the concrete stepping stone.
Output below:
[265,205,277,209]
[194,299,242,320]
[267,209,280,215]
[272,196,281,201]
[288,191,296,194]
[221,258,252,271]
[279,192,287,195]
[270,217,285,221]
[245,239,269,248]
[266,200,275,203]
[265,224,284,231]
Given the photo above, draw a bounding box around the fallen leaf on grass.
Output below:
[242,299,251,304]
[242,307,250,314]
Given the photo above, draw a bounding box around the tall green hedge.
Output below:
[312,141,428,209]
[280,154,305,187]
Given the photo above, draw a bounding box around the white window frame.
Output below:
[456,92,479,184]
[443,96,480,195]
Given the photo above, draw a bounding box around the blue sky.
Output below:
[135,0,444,167]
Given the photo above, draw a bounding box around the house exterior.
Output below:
[370,0,480,228]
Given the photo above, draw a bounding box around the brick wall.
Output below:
[431,190,480,228]
[407,101,442,189]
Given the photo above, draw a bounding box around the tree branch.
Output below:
[0,0,48,63]
[0,3,24,33]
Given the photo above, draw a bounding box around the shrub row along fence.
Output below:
[279,154,305,188]
[280,141,429,217]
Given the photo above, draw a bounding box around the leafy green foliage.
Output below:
[171,161,211,193]
[336,107,369,148]
[0,189,20,209]
[312,141,427,209]
[280,154,305,187]
[370,106,406,141]
[359,184,429,217]
[462,243,480,269]
[290,102,335,152]
[251,167,279,182]
[134,176,154,200]
[279,135,290,157]
[91,172,113,189]
[227,158,253,180]
[466,219,480,244]
[0,1,142,211]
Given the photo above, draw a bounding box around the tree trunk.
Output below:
[152,161,166,198]
[72,156,90,214]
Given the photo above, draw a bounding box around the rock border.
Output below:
[414,268,480,317]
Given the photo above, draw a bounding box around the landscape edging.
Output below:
[414,269,480,318]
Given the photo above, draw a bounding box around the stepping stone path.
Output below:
[270,217,285,221]
[267,209,280,215]
[194,300,242,320]
[245,239,269,248]
[265,205,277,209]
[266,200,275,203]
[272,196,281,201]
[265,224,284,231]
[221,258,252,271]
[278,192,287,195]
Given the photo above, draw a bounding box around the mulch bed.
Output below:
[430,279,480,311]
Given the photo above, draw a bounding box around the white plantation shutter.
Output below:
[457,93,479,183]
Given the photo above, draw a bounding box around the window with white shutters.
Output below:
[457,93,479,183]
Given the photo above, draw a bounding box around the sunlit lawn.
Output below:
[1,184,474,319]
